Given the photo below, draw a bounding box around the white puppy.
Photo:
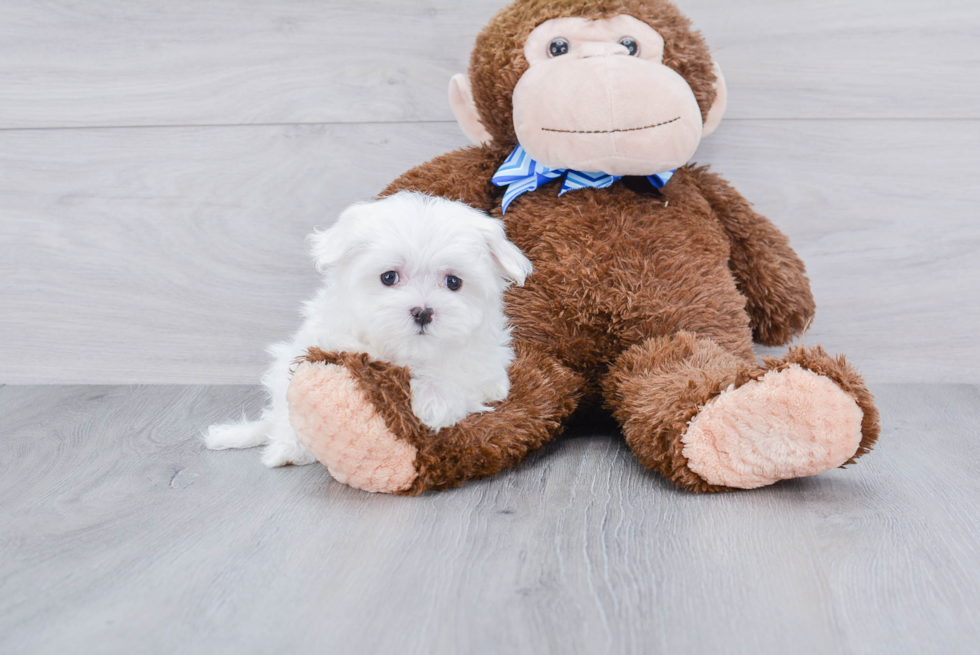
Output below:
[206,191,532,467]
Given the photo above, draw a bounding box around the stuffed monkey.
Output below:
[285,0,880,494]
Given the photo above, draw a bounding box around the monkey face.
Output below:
[512,15,704,175]
[449,2,728,169]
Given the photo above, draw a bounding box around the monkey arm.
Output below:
[379,145,505,210]
[288,343,585,494]
[689,166,816,346]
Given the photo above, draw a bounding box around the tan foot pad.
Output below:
[681,364,864,489]
[287,361,418,494]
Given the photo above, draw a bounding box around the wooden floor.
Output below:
[1,0,979,653]
[2,384,979,654]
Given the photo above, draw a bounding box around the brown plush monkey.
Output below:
[286,0,880,495]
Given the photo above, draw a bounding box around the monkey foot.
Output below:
[287,361,418,494]
[681,364,864,489]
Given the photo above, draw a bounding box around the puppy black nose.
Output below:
[411,306,434,327]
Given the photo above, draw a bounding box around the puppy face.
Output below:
[342,227,496,343]
[310,192,532,356]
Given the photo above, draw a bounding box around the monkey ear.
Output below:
[449,74,493,146]
[702,61,728,138]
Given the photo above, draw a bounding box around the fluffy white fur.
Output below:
[205,192,533,467]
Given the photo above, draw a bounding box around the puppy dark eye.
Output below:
[549,38,569,57]
[380,271,399,286]
[445,275,462,291]
[619,37,638,56]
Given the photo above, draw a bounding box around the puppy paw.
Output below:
[484,378,511,404]
[260,439,317,468]
[410,380,470,431]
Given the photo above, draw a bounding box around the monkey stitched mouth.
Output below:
[541,116,681,134]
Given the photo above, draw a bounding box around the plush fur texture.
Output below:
[681,365,864,488]
[469,0,718,144]
[511,15,707,175]
[206,192,531,466]
[298,344,583,495]
[602,335,876,492]
[288,361,418,493]
[285,0,880,494]
[288,152,880,494]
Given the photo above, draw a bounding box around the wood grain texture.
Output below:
[1,120,977,384]
[0,0,498,129]
[1,384,978,654]
[0,0,977,129]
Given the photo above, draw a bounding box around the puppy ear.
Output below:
[309,203,367,273]
[478,218,533,286]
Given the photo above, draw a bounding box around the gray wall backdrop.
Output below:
[1,0,978,384]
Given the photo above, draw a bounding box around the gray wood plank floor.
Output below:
[1,384,978,654]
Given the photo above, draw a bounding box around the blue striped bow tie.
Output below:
[491,144,675,214]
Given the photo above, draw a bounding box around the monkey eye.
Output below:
[548,38,570,57]
[445,275,462,291]
[619,37,639,56]
[381,270,399,286]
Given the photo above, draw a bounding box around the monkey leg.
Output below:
[286,343,584,495]
[601,332,880,492]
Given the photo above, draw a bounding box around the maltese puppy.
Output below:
[206,191,533,467]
